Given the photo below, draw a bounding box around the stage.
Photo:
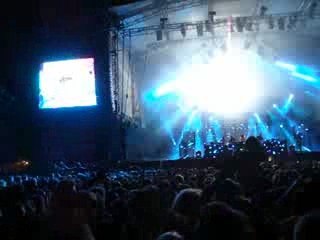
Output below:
[108,1,320,161]
[119,152,320,169]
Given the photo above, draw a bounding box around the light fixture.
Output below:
[245,21,253,31]
[260,6,268,17]
[180,24,186,37]
[156,30,163,41]
[160,17,168,29]
[309,2,317,19]
[208,11,216,23]
[235,17,244,32]
[197,23,204,37]
[205,20,213,33]
[287,15,298,29]
[277,17,285,30]
[268,16,274,29]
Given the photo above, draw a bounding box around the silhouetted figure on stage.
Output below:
[295,132,303,152]
[257,134,263,143]
[221,136,226,145]
[240,134,246,143]
[233,136,266,194]
[195,151,202,159]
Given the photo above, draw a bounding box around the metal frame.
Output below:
[107,2,320,121]
[118,0,205,28]
[117,10,320,37]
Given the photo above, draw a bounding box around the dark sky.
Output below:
[1,0,140,93]
[1,1,38,90]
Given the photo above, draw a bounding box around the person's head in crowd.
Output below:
[295,175,320,215]
[157,231,184,240]
[24,178,38,193]
[174,174,185,185]
[75,191,97,224]
[215,178,242,202]
[197,201,255,240]
[294,211,320,240]
[172,188,202,234]
[52,179,77,210]
[245,136,264,153]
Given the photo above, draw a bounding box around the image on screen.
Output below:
[39,58,97,109]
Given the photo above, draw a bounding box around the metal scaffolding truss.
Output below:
[107,0,320,120]
[118,0,205,28]
[117,10,320,37]
[109,31,120,114]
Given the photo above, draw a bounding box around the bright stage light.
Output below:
[162,49,261,117]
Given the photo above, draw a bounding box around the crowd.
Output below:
[0,136,320,240]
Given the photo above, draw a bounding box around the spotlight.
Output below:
[245,21,253,31]
[277,17,285,30]
[196,23,204,37]
[268,16,274,29]
[208,11,216,23]
[230,23,235,33]
[164,31,170,41]
[205,20,213,33]
[287,15,298,29]
[180,24,186,38]
[260,6,268,17]
[235,17,244,32]
[160,17,168,29]
[309,2,317,19]
[273,104,277,108]
[156,30,163,41]
[280,124,283,128]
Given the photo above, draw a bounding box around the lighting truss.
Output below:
[115,10,320,37]
[118,0,205,28]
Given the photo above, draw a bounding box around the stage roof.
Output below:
[110,0,320,66]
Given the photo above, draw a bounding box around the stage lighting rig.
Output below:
[156,30,163,41]
[287,15,298,29]
[156,17,169,41]
[267,16,274,29]
[235,17,244,32]
[160,17,168,29]
[277,17,285,30]
[208,11,216,23]
[245,20,253,31]
[260,6,268,17]
[180,23,187,37]
[196,23,204,37]
[205,20,213,34]
[309,1,317,19]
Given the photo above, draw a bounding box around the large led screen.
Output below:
[39,58,97,109]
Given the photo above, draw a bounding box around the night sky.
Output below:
[1,0,137,94]
[1,1,38,90]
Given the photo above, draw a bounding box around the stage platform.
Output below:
[118,152,320,169]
